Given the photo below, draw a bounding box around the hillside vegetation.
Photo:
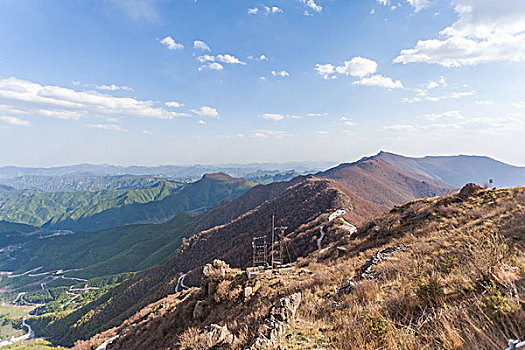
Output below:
[0,180,183,228]
[0,174,257,279]
[0,174,172,192]
[0,173,255,232]
[79,185,525,350]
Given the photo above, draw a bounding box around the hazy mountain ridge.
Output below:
[318,157,456,207]
[375,151,525,188]
[0,162,333,182]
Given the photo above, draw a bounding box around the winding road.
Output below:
[317,208,357,250]
[0,318,34,347]
[175,272,188,293]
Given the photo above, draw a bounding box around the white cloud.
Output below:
[262,113,285,121]
[449,90,476,99]
[317,130,329,136]
[513,101,525,108]
[423,110,465,121]
[300,0,322,13]
[216,54,246,65]
[251,130,292,138]
[314,64,336,80]
[191,106,219,118]
[377,0,431,12]
[197,55,215,63]
[198,120,206,124]
[165,101,184,108]
[335,57,378,77]
[271,70,290,77]
[197,54,245,68]
[264,6,283,14]
[394,0,525,67]
[405,0,431,12]
[403,86,476,103]
[354,74,404,89]
[38,109,81,120]
[0,115,31,126]
[307,113,323,117]
[193,40,211,51]
[316,57,377,79]
[0,77,181,120]
[159,36,184,50]
[258,6,283,15]
[95,84,133,91]
[198,62,224,71]
[426,77,447,89]
[86,124,128,132]
[259,54,268,61]
[142,130,151,134]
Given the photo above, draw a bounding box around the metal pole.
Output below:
[271,215,275,269]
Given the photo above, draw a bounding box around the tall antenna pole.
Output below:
[271,215,275,269]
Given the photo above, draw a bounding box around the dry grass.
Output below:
[82,187,525,350]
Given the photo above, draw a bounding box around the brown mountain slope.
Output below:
[32,160,457,346]
[80,185,525,350]
[318,157,455,207]
[37,176,385,346]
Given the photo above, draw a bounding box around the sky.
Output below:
[0,0,524,167]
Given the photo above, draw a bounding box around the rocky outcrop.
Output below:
[245,292,301,349]
[201,324,234,348]
[201,259,240,297]
[339,244,409,294]
[458,183,482,200]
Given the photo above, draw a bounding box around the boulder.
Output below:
[269,292,301,323]
[244,286,253,301]
[245,292,302,349]
[193,300,205,320]
[205,324,234,346]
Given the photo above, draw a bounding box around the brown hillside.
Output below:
[318,158,456,207]
[80,185,525,350]
[51,177,384,346]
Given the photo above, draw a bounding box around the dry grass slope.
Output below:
[79,185,525,350]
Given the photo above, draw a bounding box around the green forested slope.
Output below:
[0,180,183,228]
[0,174,255,232]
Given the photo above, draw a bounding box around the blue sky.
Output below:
[0,0,524,166]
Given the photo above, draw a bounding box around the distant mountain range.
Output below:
[0,161,333,182]
[374,151,525,188]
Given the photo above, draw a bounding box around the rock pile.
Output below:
[245,292,302,349]
[339,244,409,294]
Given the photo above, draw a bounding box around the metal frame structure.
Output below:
[252,235,268,267]
[252,215,286,269]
